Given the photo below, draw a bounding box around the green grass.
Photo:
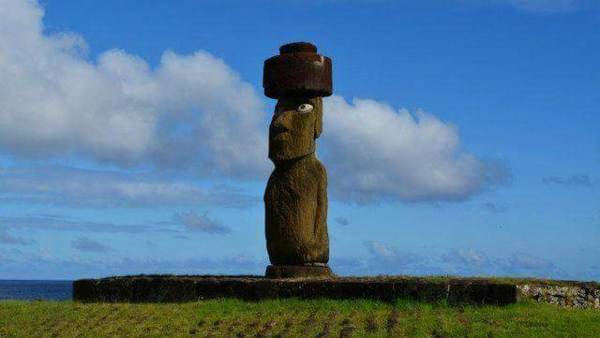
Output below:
[0,299,598,337]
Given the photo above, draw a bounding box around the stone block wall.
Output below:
[518,284,600,309]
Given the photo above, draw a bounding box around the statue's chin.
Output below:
[269,141,315,163]
[269,150,313,163]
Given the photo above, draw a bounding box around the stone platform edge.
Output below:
[73,275,518,306]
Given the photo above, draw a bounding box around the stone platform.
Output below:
[265,265,334,278]
[73,275,517,305]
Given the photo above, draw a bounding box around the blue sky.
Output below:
[0,0,598,280]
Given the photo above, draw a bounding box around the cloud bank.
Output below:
[331,242,565,278]
[0,166,258,208]
[175,211,231,234]
[0,0,505,203]
[71,237,112,253]
[0,211,228,236]
[322,97,506,202]
[0,0,267,178]
[0,228,32,245]
[0,214,152,233]
[0,250,265,280]
[543,174,593,187]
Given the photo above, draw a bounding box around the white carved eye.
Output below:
[297,103,313,113]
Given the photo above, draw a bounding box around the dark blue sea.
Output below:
[0,280,72,301]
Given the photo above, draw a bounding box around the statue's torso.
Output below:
[264,154,328,265]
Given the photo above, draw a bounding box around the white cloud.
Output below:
[71,236,111,253]
[0,252,265,279]
[364,240,396,259]
[0,0,505,204]
[175,211,230,234]
[442,248,488,267]
[322,96,506,202]
[441,248,563,277]
[543,174,593,187]
[334,216,349,226]
[331,244,567,278]
[0,211,230,235]
[0,0,268,178]
[0,214,152,233]
[363,240,426,272]
[0,228,32,245]
[498,252,556,272]
[481,202,508,213]
[0,166,257,208]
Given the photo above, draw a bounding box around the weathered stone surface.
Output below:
[76,275,600,308]
[263,42,332,99]
[264,151,328,265]
[517,283,600,309]
[265,264,334,278]
[449,280,517,306]
[73,275,517,305]
[264,48,330,271]
[279,42,317,54]
[267,97,323,162]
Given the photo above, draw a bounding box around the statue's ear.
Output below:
[313,97,323,139]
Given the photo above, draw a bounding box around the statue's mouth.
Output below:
[271,125,289,138]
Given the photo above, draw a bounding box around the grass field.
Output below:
[1,299,599,337]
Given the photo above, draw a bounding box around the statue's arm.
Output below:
[314,162,328,236]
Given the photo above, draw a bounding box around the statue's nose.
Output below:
[272,111,293,131]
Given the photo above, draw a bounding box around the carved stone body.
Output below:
[265,153,328,264]
[264,97,329,266]
[263,42,333,277]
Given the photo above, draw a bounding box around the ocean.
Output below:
[0,280,72,301]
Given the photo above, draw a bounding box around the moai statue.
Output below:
[263,42,334,278]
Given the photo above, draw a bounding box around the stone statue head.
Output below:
[269,96,323,162]
[263,42,332,164]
